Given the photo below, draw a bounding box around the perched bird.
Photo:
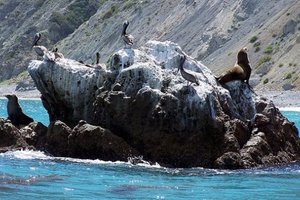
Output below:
[85,63,93,68]
[79,53,105,69]
[94,52,104,69]
[52,48,64,60]
[77,60,93,68]
[177,55,199,86]
[217,47,252,85]
[32,33,47,57]
[5,94,34,127]
[32,32,55,62]
[121,20,134,48]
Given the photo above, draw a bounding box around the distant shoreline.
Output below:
[256,90,300,108]
[0,83,41,99]
[0,83,299,108]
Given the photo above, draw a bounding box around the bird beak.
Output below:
[5,94,10,99]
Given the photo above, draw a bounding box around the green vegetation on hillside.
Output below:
[256,56,271,68]
[49,0,100,42]
[102,4,119,19]
[253,41,260,52]
[249,36,258,43]
[124,0,137,10]
[264,44,273,54]
[263,78,269,84]
[285,72,292,79]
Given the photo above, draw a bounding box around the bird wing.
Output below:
[123,34,134,45]
[54,52,64,59]
[43,50,55,61]
[33,46,47,57]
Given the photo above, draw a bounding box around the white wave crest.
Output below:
[0,149,162,169]
[1,149,50,160]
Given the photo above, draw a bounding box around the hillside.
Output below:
[0,0,299,90]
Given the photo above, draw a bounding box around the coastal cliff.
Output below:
[23,41,300,168]
[0,0,300,91]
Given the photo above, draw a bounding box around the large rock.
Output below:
[0,118,25,150]
[45,120,139,161]
[28,40,300,168]
[282,19,297,36]
[68,121,139,161]
[19,122,48,150]
[28,59,106,125]
[0,118,47,152]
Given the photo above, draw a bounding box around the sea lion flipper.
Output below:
[217,72,235,84]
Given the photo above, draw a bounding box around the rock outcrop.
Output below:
[45,120,139,161]
[28,59,105,124]
[28,40,300,169]
[0,119,47,152]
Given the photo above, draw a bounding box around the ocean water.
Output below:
[0,99,300,199]
[0,98,49,126]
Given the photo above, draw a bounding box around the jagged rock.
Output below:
[0,118,46,152]
[282,83,295,91]
[0,118,23,149]
[198,33,230,59]
[215,152,243,169]
[15,80,36,91]
[19,122,47,149]
[45,120,139,161]
[255,61,272,77]
[68,122,139,161]
[234,12,249,22]
[46,120,72,156]
[28,40,300,169]
[28,59,106,125]
[282,19,297,36]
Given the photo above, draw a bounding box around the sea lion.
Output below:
[217,47,252,85]
[5,94,34,127]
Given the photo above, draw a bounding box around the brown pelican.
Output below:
[52,48,64,59]
[94,52,104,69]
[121,21,134,48]
[32,33,47,57]
[77,60,93,68]
[32,33,55,62]
[177,55,199,86]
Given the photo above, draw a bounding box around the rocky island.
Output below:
[1,41,299,169]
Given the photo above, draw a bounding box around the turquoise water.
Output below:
[0,99,300,199]
[0,98,49,126]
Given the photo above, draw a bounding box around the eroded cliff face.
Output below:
[27,41,300,168]
[28,59,105,124]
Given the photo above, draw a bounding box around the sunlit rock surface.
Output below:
[28,40,300,168]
